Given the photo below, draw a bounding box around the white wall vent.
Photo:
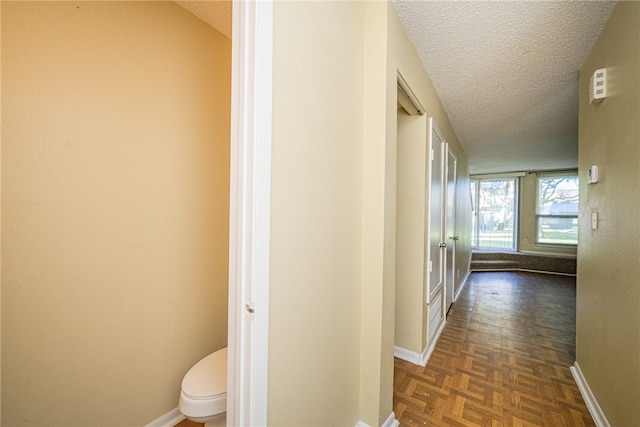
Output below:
[589,68,607,104]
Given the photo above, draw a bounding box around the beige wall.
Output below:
[577,2,640,425]
[395,109,428,353]
[1,2,230,425]
[268,2,472,425]
[269,1,365,424]
[0,3,3,423]
[389,5,472,355]
[388,6,472,304]
[361,3,393,425]
[267,2,471,425]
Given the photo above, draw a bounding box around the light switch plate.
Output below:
[588,165,599,184]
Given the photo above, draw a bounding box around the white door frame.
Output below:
[228,1,273,425]
[427,118,446,303]
[445,145,457,310]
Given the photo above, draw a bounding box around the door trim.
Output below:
[228,1,272,425]
[445,145,457,310]
[427,118,446,303]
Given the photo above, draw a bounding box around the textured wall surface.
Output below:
[1,2,230,425]
[577,2,640,425]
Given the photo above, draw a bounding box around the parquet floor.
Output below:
[174,419,203,427]
[394,271,594,427]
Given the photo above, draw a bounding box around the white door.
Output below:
[428,118,445,303]
[445,146,457,312]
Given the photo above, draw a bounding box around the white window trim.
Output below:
[534,172,579,246]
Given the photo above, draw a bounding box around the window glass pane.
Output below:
[536,174,579,245]
[470,181,477,247]
[474,178,517,250]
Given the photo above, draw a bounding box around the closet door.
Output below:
[445,146,457,312]
[427,118,445,303]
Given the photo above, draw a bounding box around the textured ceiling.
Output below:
[178,1,615,175]
[394,1,616,175]
[175,0,231,39]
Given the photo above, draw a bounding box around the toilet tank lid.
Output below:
[182,347,227,399]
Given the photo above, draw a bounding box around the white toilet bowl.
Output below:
[179,347,227,425]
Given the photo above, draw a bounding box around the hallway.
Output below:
[394,272,593,426]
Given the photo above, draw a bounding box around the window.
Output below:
[471,177,518,250]
[536,173,579,245]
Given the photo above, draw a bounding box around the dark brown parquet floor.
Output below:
[394,271,594,427]
[174,419,203,427]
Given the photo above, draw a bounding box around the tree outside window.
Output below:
[471,178,518,250]
[536,173,579,245]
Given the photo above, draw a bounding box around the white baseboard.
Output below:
[394,318,445,367]
[570,361,610,427]
[355,411,399,427]
[454,270,471,301]
[469,267,576,277]
[144,407,185,427]
[428,318,446,360]
[382,411,400,427]
[394,345,422,365]
[516,268,576,277]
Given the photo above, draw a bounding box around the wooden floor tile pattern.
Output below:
[394,272,593,427]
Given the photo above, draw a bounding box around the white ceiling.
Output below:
[175,1,231,39]
[178,1,617,175]
[394,0,616,175]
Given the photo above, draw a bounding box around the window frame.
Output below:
[535,172,579,246]
[470,175,521,251]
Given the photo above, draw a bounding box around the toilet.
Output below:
[179,347,227,426]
